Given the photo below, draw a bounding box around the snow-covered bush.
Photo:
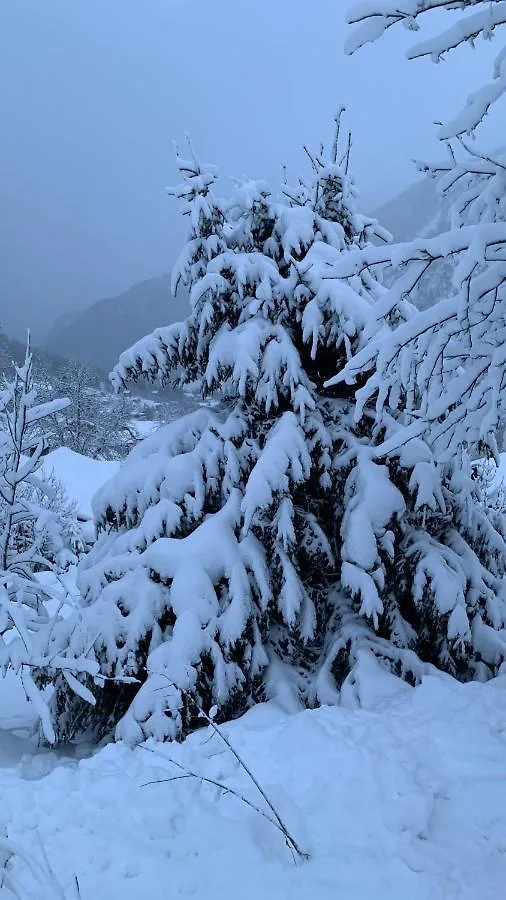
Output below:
[326,438,506,693]
[0,339,98,742]
[2,469,85,571]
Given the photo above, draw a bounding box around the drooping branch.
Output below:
[346,1,506,137]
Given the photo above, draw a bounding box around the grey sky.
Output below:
[0,0,499,341]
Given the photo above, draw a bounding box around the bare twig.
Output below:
[149,673,310,862]
[142,748,303,861]
[0,833,82,899]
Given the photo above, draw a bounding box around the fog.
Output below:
[0,0,499,340]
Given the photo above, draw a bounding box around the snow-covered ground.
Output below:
[39,447,120,544]
[2,446,505,896]
[40,448,120,522]
[1,657,506,898]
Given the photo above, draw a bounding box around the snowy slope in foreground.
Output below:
[1,658,506,898]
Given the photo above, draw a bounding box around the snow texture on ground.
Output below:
[0,655,506,898]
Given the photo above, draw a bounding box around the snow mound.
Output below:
[1,660,506,898]
[41,448,121,521]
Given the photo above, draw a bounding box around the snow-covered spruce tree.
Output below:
[49,123,392,744]
[0,338,98,742]
[312,1,506,691]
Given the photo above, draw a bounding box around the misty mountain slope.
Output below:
[0,331,107,382]
[43,275,189,372]
[373,176,454,309]
[41,176,453,376]
[373,176,444,242]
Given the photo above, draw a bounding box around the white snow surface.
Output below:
[1,656,506,898]
[488,452,506,494]
[40,448,121,521]
[129,418,159,440]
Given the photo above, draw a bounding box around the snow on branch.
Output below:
[346,1,506,136]
[325,130,506,461]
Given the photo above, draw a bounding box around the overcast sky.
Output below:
[0,0,500,340]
